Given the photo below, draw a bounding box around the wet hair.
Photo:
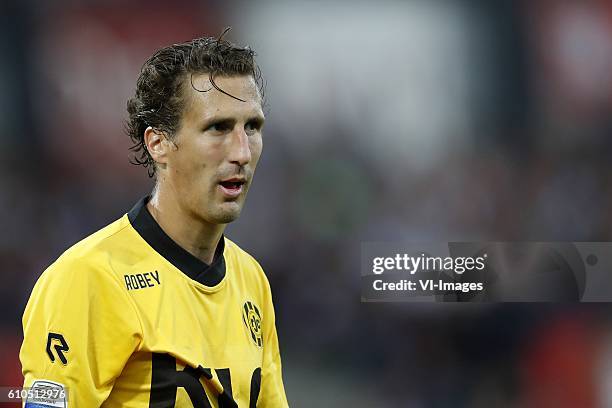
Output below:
[126,29,264,177]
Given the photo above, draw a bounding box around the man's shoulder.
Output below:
[224,237,272,286]
[61,214,131,261]
[224,236,257,263]
[224,237,260,267]
[43,214,133,283]
[23,214,143,339]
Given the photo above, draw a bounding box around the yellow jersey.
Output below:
[20,196,288,407]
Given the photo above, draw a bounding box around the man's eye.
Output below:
[207,122,231,133]
[245,120,262,135]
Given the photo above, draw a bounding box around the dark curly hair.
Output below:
[126,29,264,177]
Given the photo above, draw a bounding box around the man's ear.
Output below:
[144,126,173,165]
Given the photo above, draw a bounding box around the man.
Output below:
[20,34,289,407]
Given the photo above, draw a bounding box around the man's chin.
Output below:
[208,203,243,224]
[213,213,240,224]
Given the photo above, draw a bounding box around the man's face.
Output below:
[162,74,264,225]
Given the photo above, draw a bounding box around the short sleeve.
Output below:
[20,256,142,407]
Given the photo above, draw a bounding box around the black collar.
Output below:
[127,196,226,287]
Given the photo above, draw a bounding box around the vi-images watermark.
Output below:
[361,242,612,302]
[370,253,486,294]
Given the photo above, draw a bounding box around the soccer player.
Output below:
[20,34,289,407]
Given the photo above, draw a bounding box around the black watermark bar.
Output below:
[361,242,612,302]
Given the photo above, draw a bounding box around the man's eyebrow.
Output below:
[247,114,265,124]
[203,116,236,124]
[203,113,265,124]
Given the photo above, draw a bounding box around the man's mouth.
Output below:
[218,178,245,198]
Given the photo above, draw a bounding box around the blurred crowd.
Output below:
[3,0,612,406]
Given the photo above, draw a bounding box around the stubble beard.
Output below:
[204,187,248,225]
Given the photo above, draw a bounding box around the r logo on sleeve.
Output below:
[46,333,69,365]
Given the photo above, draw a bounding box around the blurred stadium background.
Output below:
[2,0,612,406]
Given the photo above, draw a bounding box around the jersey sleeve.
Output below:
[258,272,289,407]
[20,255,143,407]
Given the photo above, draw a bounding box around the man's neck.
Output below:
[146,190,225,265]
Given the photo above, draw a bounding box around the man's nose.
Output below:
[228,128,251,166]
